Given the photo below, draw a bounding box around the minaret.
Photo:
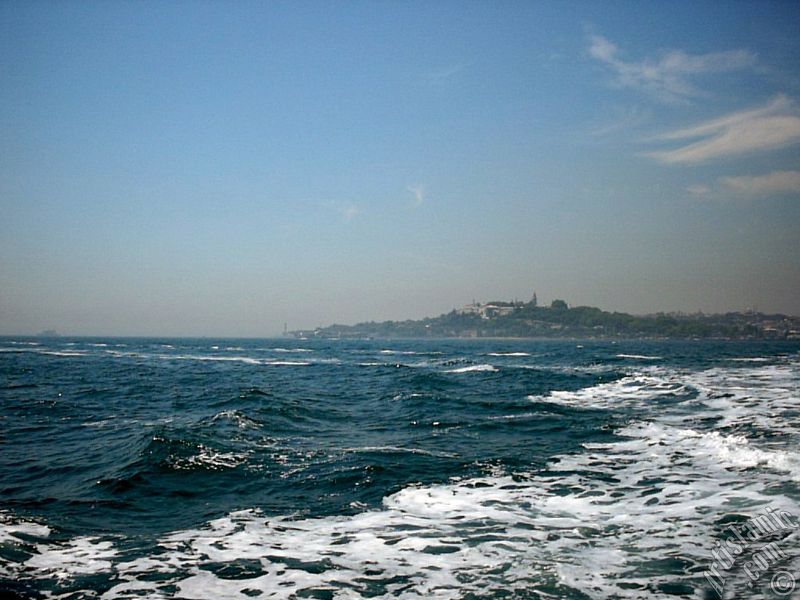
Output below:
[531,292,538,307]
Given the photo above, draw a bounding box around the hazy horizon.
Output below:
[2,1,799,337]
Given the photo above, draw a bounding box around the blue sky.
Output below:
[1,1,799,336]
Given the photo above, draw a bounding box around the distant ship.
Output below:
[36,330,60,337]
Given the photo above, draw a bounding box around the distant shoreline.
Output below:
[289,299,800,342]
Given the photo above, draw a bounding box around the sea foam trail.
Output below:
[4,360,797,599]
[527,370,688,409]
[2,355,798,599]
[8,436,797,598]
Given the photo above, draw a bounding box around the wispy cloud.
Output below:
[721,170,800,196]
[407,184,425,207]
[590,105,652,136]
[340,205,359,222]
[588,34,756,102]
[647,95,800,164]
[324,200,360,222]
[687,184,711,197]
[419,63,467,84]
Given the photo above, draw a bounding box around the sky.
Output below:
[1,1,799,336]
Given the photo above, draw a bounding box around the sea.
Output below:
[0,337,798,599]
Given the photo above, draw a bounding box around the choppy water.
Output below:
[1,337,798,599]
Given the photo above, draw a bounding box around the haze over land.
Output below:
[1,2,799,336]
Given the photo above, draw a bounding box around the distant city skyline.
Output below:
[1,1,799,336]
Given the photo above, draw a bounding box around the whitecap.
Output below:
[528,372,686,409]
[341,446,459,458]
[174,448,249,471]
[0,512,50,544]
[446,364,498,373]
[728,357,770,362]
[166,354,262,365]
[25,538,118,579]
[263,360,311,366]
[4,355,799,599]
[272,348,313,353]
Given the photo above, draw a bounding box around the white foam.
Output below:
[19,428,795,600]
[487,352,531,357]
[273,347,313,353]
[5,356,798,598]
[174,448,249,471]
[0,348,86,357]
[341,445,459,458]
[686,360,800,434]
[211,410,261,429]
[615,353,662,360]
[379,350,442,356]
[167,354,262,365]
[25,538,118,579]
[0,512,50,544]
[612,421,800,481]
[264,360,311,366]
[445,364,498,373]
[528,371,686,409]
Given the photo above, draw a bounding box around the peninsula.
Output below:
[289,297,800,340]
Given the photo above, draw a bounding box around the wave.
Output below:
[683,359,798,416]
[210,410,262,430]
[605,421,800,480]
[0,512,50,545]
[167,354,261,364]
[2,348,798,598]
[379,349,443,356]
[340,446,459,459]
[264,360,311,366]
[272,348,313,353]
[10,417,798,600]
[528,371,688,409]
[0,348,86,357]
[487,352,531,357]
[141,433,250,473]
[615,353,662,360]
[445,364,498,373]
[159,354,311,366]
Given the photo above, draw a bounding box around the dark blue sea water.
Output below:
[1,337,798,599]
